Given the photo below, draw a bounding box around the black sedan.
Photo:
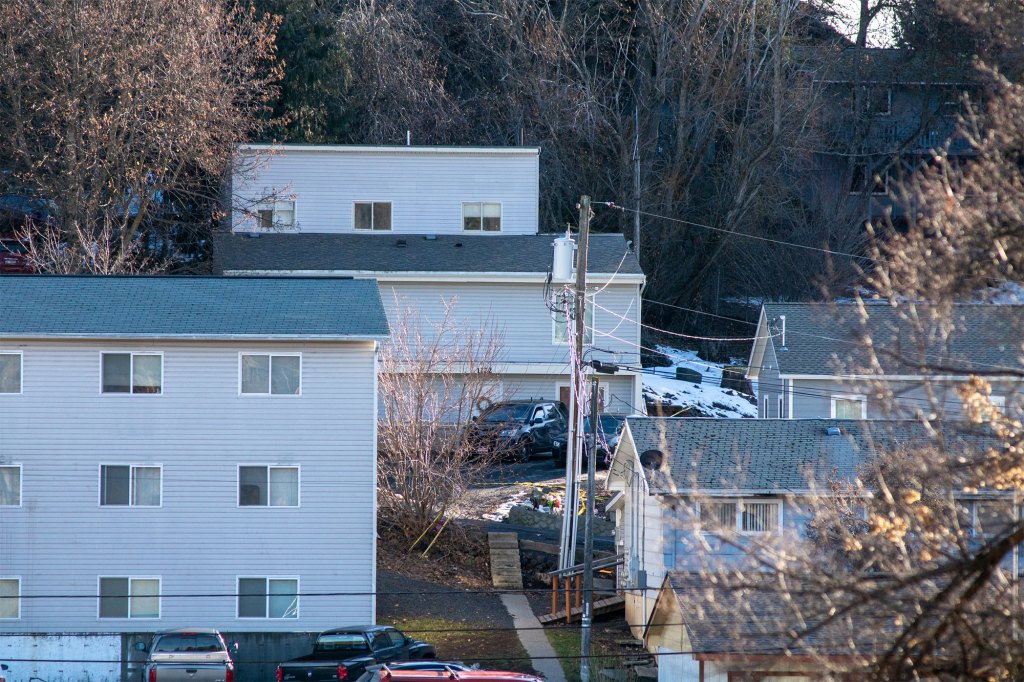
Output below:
[550,414,626,469]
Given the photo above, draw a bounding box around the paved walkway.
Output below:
[500,593,568,682]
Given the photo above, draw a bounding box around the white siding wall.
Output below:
[379,281,642,368]
[0,339,377,633]
[232,149,539,235]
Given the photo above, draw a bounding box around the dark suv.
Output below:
[470,400,568,462]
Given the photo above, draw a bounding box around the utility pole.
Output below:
[580,378,600,682]
[559,196,591,571]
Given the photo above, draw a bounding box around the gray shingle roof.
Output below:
[762,302,1024,376]
[622,417,996,493]
[213,233,643,276]
[666,571,898,657]
[0,276,389,339]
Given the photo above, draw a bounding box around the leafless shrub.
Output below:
[376,297,509,542]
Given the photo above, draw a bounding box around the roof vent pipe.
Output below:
[406,130,411,146]
[779,315,787,351]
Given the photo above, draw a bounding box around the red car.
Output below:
[0,243,32,274]
[357,666,543,682]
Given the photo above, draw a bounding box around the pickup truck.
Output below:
[138,628,236,682]
[277,626,436,681]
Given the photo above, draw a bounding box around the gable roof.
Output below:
[213,233,643,278]
[748,303,1024,379]
[0,276,389,340]
[663,571,895,659]
[616,417,996,495]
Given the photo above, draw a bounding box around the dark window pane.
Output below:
[0,354,20,393]
[132,355,161,394]
[101,466,130,506]
[102,354,131,393]
[463,202,481,231]
[258,209,274,229]
[99,577,129,618]
[482,203,501,231]
[241,354,270,394]
[238,578,266,617]
[354,203,373,230]
[239,466,267,506]
[373,202,392,230]
[270,356,300,395]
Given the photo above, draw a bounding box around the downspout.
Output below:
[699,660,705,682]
[788,379,794,419]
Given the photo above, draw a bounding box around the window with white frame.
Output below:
[553,297,594,345]
[463,202,501,232]
[956,498,1014,538]
[102,353,162,394]
[256,200,296,230]
[99,577,159,618]
[354,201,392,231]
[0,352,21,393]
[237,577,298,618]
[0,465,20,506]
[240,354,301,395]
[100,465,160,506]
[0,578,19,619]
[699,499,781,534]
[831,394,867,419]
[239,465,299,507]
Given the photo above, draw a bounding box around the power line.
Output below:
[598,202,884,263]
[593,301,777,342]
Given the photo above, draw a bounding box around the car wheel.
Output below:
[515,442,530,463]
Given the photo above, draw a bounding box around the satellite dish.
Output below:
[639,449,664,470]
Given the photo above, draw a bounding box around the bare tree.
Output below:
[0,0,282,273]
[376,297,508,541]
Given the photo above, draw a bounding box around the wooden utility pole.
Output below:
[559,196,591,572]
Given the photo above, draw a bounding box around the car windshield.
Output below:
[317,634,371,653]
[600,415,624,434]
[153,634,223,653]
[482,404,532,423]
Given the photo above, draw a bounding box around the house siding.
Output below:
[378,280,641,367]
[0,339,377,634]
[790,377,1018,419]
[232,149,539,235]
[757,339,782,417]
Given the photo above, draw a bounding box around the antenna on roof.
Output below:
[779,315,787,351]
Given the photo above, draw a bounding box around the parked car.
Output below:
[367,661,475,672]
[0,193,57,237]
[551,414,627,469]
[276,626,436,682]
[138,628,237,682]
[0,242,33,274]
[468,400,568,462]
[355,667,542,682]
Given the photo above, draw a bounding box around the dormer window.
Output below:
[463,202,501,232]
[255,200,296,230]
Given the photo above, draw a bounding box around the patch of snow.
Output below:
[977,282,1024,304]
[643,346,757,418]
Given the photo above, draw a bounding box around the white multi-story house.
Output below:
[0,276,388,682]
[217,145,646,416]
[746,303,1024,419]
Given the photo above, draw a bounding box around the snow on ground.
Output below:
[642,346,757,418]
